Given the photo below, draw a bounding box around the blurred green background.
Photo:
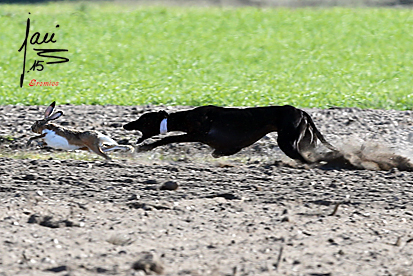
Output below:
[1,1,412,109]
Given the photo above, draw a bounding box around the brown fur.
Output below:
[27,102,133,160]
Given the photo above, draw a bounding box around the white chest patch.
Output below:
[42,129,80,150]
[160,118,168,134]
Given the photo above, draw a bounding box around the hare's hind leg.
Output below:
[83,140,111,160]
[102,145,134,153]
[101,144,117,152]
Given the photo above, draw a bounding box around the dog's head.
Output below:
[123,110,168,143]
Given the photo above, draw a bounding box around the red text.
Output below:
[29,79,59,87]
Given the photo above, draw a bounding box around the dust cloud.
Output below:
[310,140,413,171]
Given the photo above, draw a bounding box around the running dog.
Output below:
[123,105,336,163]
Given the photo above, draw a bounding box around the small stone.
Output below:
[29,160,38,165]
[328,238,338,245]
[132,252,164,275]
[128,194,140,200]
[22,209,31,215]
[28,214,42,224]
[109,123,122,128]
[44,265,69,273]
[23,174,37,181]
[107,235,133,246]
[27,214,79,228]
[41,257,55,264]
[281,216,289,222]
[160,181,178,191]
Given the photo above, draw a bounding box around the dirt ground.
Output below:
[1,104,413,276]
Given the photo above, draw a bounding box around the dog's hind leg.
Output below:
[302,111,336,151]
[296,115,318,153]
[277,132,309,163]
[211,148,242,158]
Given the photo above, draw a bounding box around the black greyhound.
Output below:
[123,105,336,163]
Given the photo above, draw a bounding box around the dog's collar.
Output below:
[160,118,168,134]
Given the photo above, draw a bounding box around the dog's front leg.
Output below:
[137,134,200,152]
[26,133,46,147]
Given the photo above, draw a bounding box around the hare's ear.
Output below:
[48,111,63,121]
[44,102,56,118]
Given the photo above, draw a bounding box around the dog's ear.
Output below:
[158,110,168,119]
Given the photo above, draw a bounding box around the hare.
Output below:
[27,101,134,160]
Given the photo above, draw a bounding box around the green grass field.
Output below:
[1,3,412,109]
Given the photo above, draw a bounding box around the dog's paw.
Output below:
[137,144,155,152]
[211,150,224,158]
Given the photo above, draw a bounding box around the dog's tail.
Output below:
[299,111,337,152]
